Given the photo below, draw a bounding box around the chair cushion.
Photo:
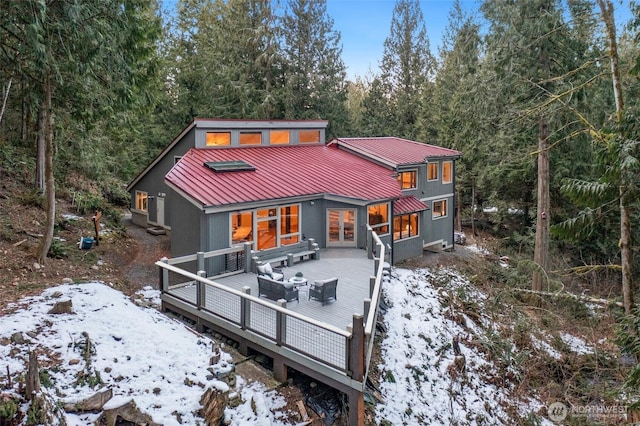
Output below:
[264,263,273,275]
[257,264,268,275]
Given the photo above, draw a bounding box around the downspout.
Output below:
[389,199,395,266]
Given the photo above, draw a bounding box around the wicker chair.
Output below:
[309,277,338,305]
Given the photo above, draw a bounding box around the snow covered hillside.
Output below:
[0,266,612,425]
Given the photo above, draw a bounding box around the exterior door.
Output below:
[327,209,356,247]
[156,196,165,227]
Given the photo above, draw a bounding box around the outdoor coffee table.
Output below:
[288,276,308,296]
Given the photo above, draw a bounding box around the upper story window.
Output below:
[427,163,438,181]
[206,132,231,146]
[299,130,321,144]
[135,191,148,212]
[442,161,452,184]
[239,132,262,146]
[271,130,290,145]
[433,199,447,219]
[368,203,389,235]
[397,171,417,190]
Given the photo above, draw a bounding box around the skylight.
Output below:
[204,160,256,173]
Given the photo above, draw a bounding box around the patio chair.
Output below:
[256,262,284,281]
[309,277,338,305]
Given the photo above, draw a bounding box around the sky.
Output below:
[325,0,635,80]
[326,0,480,79]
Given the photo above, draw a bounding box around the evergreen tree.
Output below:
[378,0,435,140]
[282,0,348,137]
[0,0,161,263]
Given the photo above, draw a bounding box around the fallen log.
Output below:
[514,288,622,307]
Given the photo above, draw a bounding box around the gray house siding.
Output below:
[170,194,203,258]
[129,128,196,229]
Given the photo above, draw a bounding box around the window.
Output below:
[280,205,300,245]
[231,211,253,245]
[270,130,290,145]
[257,208,278,250]
[433,200,447,218]
[299,130,321,144]
[368,203,389,235]
[427,163,438,181]
[239,132,262,145]
[394,213,418,240]
[397,171,417,190]
[442,161,452,184]
[135,191,148,212]
[206,132,231,146]
[230,204,301,250]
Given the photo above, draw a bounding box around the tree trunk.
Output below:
[597,0,633,314]
[533,117,550,291]
[471,180,476,237]
[455,189,462,232]
[0,77,11,126]
[36,75,55,265]
[36,107,45,192]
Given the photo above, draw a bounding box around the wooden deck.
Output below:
[214,248,374,330]
[158,243,387,426]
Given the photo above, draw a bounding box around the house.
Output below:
[127,119,461,266]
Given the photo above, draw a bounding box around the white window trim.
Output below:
[368,202,390,236]
[398,169,418,191]
[393,213,420,241]
[427,163,439,182]
[134,190,148,213]
[442,160,452,184]
[230,203,301,249]
[432,199,448,220]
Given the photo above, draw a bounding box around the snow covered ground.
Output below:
[0,282,291,425]
[1,267,598,424]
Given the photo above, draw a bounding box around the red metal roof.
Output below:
[332,137,461,166]
[166,145,403,207]
[394,196,429,215]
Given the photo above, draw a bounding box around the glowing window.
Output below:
[231,211,253,245]
[206,132,231,146]
[393,213,419,240]
[270,130,290,145]
[280,204,300,245]
[427,163,438,181]
[135,191,148,212]
[299,130,321,144]
[239,132,262,145]
[442,161,452,184]
[433,200,447,218]
[368,203,389,235]
[397,171,417,190]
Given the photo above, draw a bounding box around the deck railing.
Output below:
[157,233,387,385]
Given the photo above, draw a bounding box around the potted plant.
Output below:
[295,272,303,278]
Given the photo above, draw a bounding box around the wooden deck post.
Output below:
[197,251,204,274]
[159,257,169,294]
[348,313,365,426]
[366,228,373,259]
[347,387,365,426]
[243,243,252,273]
[275,299,287,347]
[240,287,251,330]
[369,276,376,297]
[349,314,364,381]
